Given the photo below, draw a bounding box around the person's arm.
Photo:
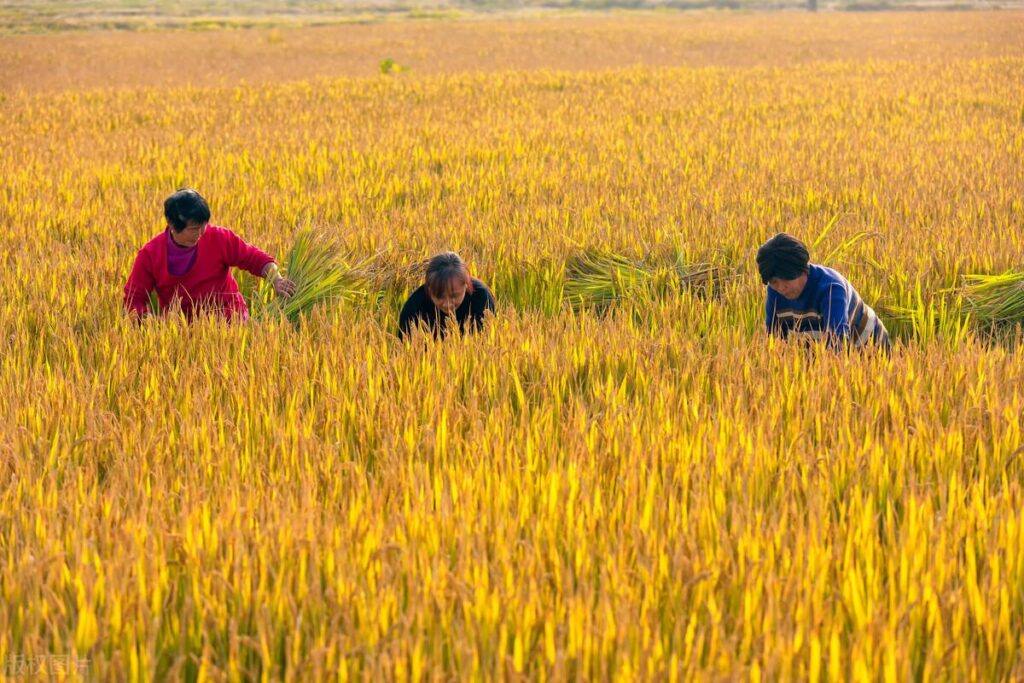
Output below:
[397,293,419,340]
[471,284,496,331]
[222,229,296,297]
[821,283,852,347]
[222,228,274,276]
[123,249,156,319]
[764,287,777,336]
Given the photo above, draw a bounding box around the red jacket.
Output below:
[124,226,274,320]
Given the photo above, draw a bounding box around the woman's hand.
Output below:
[263,262,297,298]
[273,277,297,298]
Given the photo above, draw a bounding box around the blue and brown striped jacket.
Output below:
[765,264,889,349]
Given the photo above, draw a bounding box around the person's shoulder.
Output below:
[138,231,166,255]
[470,279,495,306]
[204,225,234,239]
[809,264,849,287]
[402,284,428,307]
[810,263,840,280]
[200,225,241,254]
[809,265,854,305]
[471,278,493,297]
[399,285,429,324]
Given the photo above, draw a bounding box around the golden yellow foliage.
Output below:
[0,12,1023,682]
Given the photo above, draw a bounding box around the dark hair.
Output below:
[756,233,810,284]
[425,251,474,299]
[164,188,211,232]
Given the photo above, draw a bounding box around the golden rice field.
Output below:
[2,11,1024,681]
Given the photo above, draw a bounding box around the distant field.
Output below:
[2,10,1024,683]
[0,0,1022,33]
[3,13,1024,92]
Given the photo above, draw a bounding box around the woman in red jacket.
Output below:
[124,189,296,321]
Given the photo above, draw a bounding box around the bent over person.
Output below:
[124,189,296,320]
[756,232,890,350]
[398,251,496,340]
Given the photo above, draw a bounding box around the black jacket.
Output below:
[398,279,496,339]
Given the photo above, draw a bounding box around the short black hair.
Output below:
[756,233,810,284]
[164,188,211,232]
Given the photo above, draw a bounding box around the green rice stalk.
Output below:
[881,277,973,344]
[563,251,654,311]
[809,212,844,252]
[820,230,882,268]
[563,250,736,311]
[809,213,882,269]
[147,290,161,316]
[961,271,1024,326]
[670,249,738,296]
[254,230,380,323]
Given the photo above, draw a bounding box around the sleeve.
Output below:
[123,249,156,318]
[222,229,275,277]
[397,294,418,340]
[471,284,496,330]
[821,283,852,346]
[764,287,777,336]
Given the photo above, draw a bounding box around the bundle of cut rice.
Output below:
[248,230,379,323]
[562,250,731,311]
[961,271,1024,328]
[563,251,653,311]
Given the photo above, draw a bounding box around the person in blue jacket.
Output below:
[756,233,890,350]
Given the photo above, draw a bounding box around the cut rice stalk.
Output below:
[563,251,655,311]
[563,250,735,311]
[253,230,380,323]
[961,271,1024,326]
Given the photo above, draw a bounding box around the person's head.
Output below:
[164,188,211,247]
[425,251,474,315]
[756,232,810,299]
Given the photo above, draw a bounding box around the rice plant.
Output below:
[248,230,381,324]
[2,13,1024,682]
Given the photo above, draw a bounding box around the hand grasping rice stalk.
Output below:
[251,229,380,323]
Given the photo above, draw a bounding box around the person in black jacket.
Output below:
[398,251,496,340]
